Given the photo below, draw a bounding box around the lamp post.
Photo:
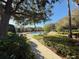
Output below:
[68,0,72,38]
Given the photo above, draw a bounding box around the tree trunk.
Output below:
[68,0,72,38]
[0,0,12,39]
[0,13,11,39]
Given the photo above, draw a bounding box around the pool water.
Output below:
[31,32,44,35]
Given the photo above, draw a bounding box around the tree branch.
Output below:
[0,0,7,3]
[13,12,32,17]
[12,0,24,13]
[13,12,44,19]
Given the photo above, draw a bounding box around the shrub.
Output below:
[55,44,71,57]
[0,33,35,59]
[8,24,16,33]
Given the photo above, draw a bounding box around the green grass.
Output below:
[33,35,44,40]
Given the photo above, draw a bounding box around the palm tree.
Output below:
[68,0,72,38]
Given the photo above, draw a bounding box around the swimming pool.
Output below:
[31,32,44,35]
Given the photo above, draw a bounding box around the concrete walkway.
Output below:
[27,34,62,59]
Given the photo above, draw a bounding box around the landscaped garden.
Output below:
[33,33,79,59]
[0,0,59,59]
[0,0,79,59]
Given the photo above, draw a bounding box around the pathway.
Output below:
[26,34,62,59]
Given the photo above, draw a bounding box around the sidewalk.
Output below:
[27,34,62,59]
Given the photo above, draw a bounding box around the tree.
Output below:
[68,0,72,38]
[43,24,55,33]
[55,9,79,32]
[0,0,58,39]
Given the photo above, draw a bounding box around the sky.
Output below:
[9,0,78,27]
